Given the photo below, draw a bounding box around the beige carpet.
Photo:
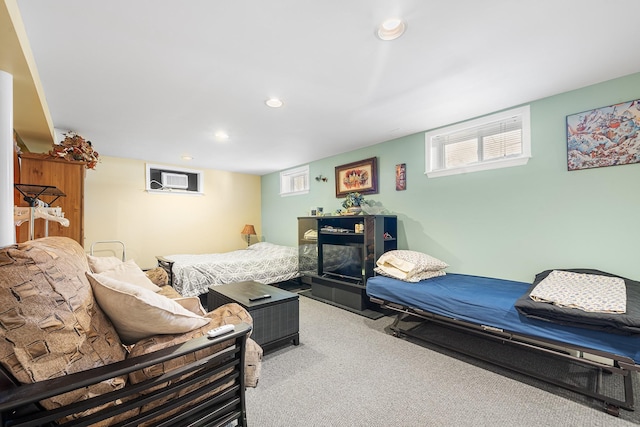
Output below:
[245,296,638,426]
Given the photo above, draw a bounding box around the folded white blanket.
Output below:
[529,270,626,314]
[374,250,447,283]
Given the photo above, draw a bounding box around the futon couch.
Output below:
[0,236,262,426]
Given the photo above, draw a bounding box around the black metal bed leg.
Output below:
[389,313,403,336]
[601,368,635,416]
[389,312,413,337]
[605,403,620,417]
[596,367,620,417]
[624,370,635,411]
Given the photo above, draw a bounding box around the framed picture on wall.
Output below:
[395,163,406,191]
[335,157,378,197]
[566,98,640,171]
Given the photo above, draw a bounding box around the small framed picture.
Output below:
[395,163,406,191]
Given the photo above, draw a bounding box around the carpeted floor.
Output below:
[245,296,639,426]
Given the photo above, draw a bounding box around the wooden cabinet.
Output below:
[16,153,85,246]
[298,215,397,313]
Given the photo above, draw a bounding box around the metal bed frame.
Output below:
[90,239,127,261]
[371,297,640,417]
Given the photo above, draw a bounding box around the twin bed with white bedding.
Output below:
[157,242,300,297]
[366,255,640,416]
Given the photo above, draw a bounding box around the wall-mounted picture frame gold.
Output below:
[335,157,378,197]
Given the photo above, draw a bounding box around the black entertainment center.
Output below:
[298,215,397,314]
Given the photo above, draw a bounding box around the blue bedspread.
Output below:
[366,273,640,364]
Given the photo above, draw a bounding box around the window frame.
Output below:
[424,105,531,178]
[280,165,309,196]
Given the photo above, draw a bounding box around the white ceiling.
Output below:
[15,0,640,175]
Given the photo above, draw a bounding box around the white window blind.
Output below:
[425,106,531,178]
[280,165,309,196]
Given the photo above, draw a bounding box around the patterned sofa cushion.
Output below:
[129,303,261,385]
[0,237,127,410]
[146,266,169,287]
[127,303,262,425]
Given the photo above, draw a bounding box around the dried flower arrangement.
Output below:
[49,132,99,169]
[341,192,365,209]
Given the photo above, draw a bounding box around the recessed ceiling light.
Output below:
[214,131,229,140]
[265,97,284,108]
[182,155,193,160]
[377,18,406,41]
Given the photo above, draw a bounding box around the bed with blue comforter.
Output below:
[366,271,640,415]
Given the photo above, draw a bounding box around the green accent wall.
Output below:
[261,72,640,283]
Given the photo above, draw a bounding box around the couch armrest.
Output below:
[0,323,252,427]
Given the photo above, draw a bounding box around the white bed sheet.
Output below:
[166,242,300,297]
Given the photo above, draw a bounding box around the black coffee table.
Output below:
[207,281,299,353]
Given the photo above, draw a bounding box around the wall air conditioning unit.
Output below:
[146,164,202,194]
[161,172,189,189]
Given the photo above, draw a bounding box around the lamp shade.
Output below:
[241,224,256,236]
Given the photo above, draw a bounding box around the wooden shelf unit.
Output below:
[16,153,85,246]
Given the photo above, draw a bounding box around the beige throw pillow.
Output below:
[86,272,209,345]
[100,259,162,292]
[173,297,207,316]
[87,254,123,273]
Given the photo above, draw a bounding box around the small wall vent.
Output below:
[161,172,189,189]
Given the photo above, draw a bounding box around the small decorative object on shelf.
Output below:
[341,192,365,215]
[49,132,99,169]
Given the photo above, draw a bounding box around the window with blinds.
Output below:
[425,106,531,178]
[280,164,309,196]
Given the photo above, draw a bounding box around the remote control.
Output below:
[249,294,271,301]
[206,324,235,338]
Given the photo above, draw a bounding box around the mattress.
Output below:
[166,242,300,297]
[366,273,640,364]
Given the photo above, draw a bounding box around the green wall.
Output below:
[261,72,640,283]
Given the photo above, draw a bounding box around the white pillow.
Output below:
[375,250,448,282]
[99,259,161,292]
[173,297,207,316]
[86,272,209,345]
[87,255,123,273]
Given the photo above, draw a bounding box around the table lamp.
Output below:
[241,224,256,247]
